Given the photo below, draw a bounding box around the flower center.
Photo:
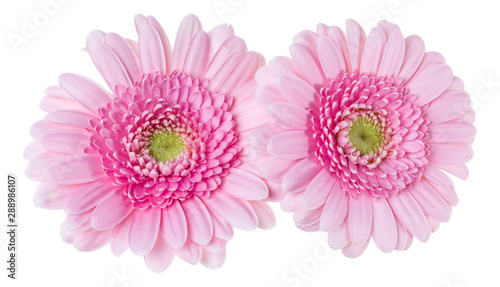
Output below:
[348,118,383,156]
[312,73,430,198]
[147,131,185,162]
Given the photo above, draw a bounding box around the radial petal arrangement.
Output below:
[26,14,276,272]
[250,20,475,257]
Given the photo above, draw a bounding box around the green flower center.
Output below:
[348,118,384,155]
[147,131,185,162]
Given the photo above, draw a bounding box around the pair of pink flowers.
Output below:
[26,14,475,272]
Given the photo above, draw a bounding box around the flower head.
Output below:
[26,14,275,272]
[250,20,475,257]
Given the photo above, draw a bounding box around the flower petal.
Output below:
[269,102,311,130]
[398,35,425,83]
[428,143,473,165]
[408,180,451,222]
[47,153,105,185]
[171,14,202,71]
[138,25,166,75]
[348,195,373,246]
[58,73,113,115]
[317,36,346,80]
[359,27,386,76]
[371,198,397,253]
[276,73,320,109]
[91,187,133,230]
[249,201,276,230]
[73,228,113,252]
[408,64,453,106]
[183,31,210,78]
[320,180,349,231]
[128,207,161,256]
[181,196,213,246]
[160,200,187,249]
[65,177,115,214]
[377,28,404,77]
[203,191,258,231]
[346,19,367,74]
[268,130,314,160]
[282,157,323,193]
[387,190,428,241]
[218,168,268,200]
[144,235,175,273]
[302,169,337,210]
[110,212,134,256]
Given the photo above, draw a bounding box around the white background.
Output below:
[1,0,499,286]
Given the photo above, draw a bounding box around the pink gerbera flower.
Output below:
[25,14,276,272]
[249,20,475,257]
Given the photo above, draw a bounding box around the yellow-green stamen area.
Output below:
[348,118,384,155]
[147,131,185,162]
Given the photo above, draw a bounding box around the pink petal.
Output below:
[280,192,303,212]
[328,220,349,249]
[128,207,161,256]
[171,14,202,71]
[160,200,187,249]
[359,27,386,76]
[200,249,226,269]
[276,73,320,110]
[255,84,286,110]
[387,190,428,240]
[110,212,134,256]
[428,143,473,165]
[408,64,453,106]
[73,228,113,252]
[23,141,44,160]
[65,177,115,214]
[408,180,451,222]
[290,43,327,89]
[231,96,272,132]
[431,162,469,180]
[423,164,454,187]
[26,152,65,181]
[428,121,476,143]
[302,169,337,210]
[45,110,98,129]
[211,212,233,240]
[47,153,105,185]
[268,130,314,160]
[398,35,425,83]
[58,73,113,115]
[39,130,89,155]
[377,29,404,77]
[183,31,210,78]
[88,43,133,93]
[269,102,311,130]
[348,195,373,246]
[91,188,133,230]
[282,157,323,193]
[317,36,346,80]
[105,32,141,83]
[40,95,88,113]
[30,120,79,141]
[207,23,234,54]
[346,19,367,74]
[219,168,268,200]
[249,201,276,230]
[260,157,297,181]
[181,196,213,245]
[65,209,93,232]
[294,206,322,227]
[342,239,370,258]
[173,238,202,265]
[144,236,175,273]
[203,36,247,79]
[207,52,244,92]
[426,90,471,124]
[138,25,166,75]
[204,237,227,254]
[145,15,173,74]
[203,191,258,231]
[394,219,408,251]
[34,182,80,210]
[255,66,275,86]
[371,198,397,253]
[218,51,264,96]
[320,181,349,231]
